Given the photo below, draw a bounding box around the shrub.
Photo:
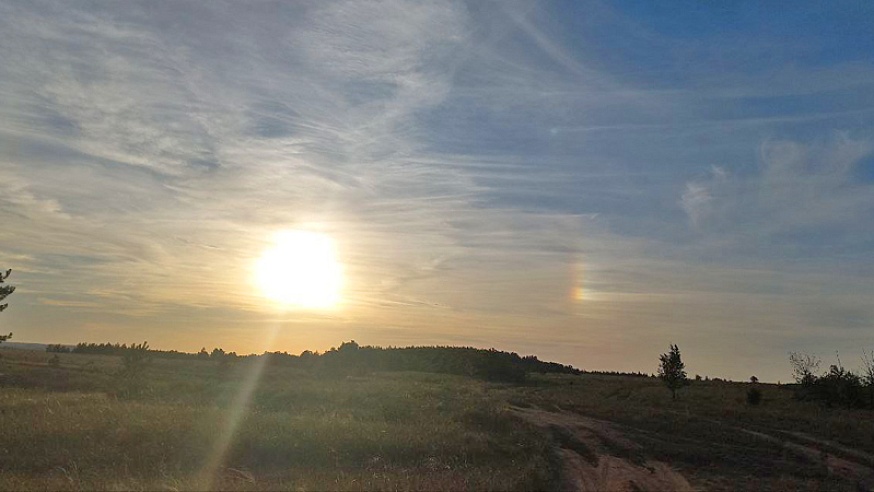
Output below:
[813,365,864,408]
[789,353,867,409]
[115,341,152,397]
[746,387,762,406]
[862,349,874,407]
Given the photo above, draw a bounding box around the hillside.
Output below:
[1,344,873,490]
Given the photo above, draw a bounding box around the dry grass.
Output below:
[501,374,874,490]
[0,348,554,491]
[3,348,874,490]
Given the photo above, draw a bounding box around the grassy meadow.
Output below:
[0,348,554,491]
[2,346,874,491]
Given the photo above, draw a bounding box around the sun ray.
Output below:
[197,322,279,489]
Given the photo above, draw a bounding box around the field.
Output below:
[1,347,874,491]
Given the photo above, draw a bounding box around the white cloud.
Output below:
[681,183,712,226]
[682,135,874,238]
[758,134,873,230]
[680,166,727,227]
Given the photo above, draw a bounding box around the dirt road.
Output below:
[512,405,874,492]
[511,406,694,492]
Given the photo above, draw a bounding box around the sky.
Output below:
[1,1,873,382]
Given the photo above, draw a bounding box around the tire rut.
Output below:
[510,406,694,492]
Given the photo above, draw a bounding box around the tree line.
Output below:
[67,342,210,360]
[64,339,588,383]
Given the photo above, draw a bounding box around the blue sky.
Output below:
[1,1,872,381]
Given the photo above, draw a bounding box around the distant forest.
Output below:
[52,340,650,383]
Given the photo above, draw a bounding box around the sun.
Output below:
[255,230,343,309]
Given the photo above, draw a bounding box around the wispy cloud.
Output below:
[681,166,727,227]
[1,1,873,381]
[681,133,874,247]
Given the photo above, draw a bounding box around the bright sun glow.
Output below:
[255,230,343,309]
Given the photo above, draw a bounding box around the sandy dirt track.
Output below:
[511,406,694,492]
[512,405,874,492]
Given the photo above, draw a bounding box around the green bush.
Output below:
[793,364,866,408]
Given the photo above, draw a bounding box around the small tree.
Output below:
[0,269,14,346]
[114,341,151,397]
[0,269,14,313]
[862,349,874,407]
[789,351,821,386]
[658,344,688,400]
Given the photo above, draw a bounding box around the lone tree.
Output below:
[658,344,688,400]
[0,269,14,344]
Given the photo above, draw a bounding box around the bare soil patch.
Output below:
[514,404,874,492]
[511,407,694,492]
